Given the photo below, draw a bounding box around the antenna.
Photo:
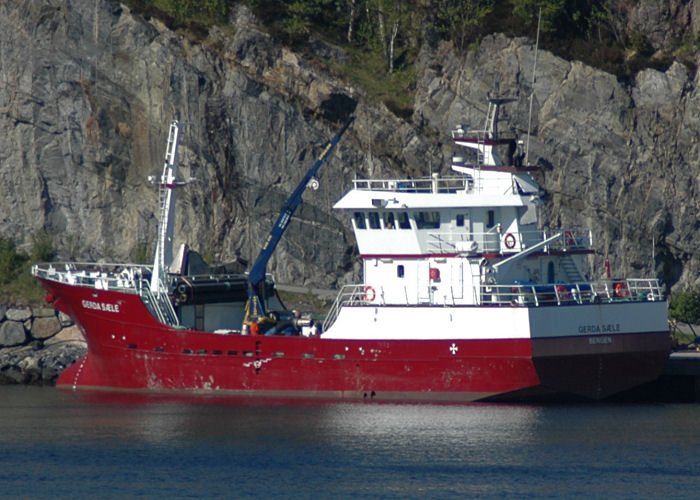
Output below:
[524,7,542,165]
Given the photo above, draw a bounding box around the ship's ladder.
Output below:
[164,121,179,166]
[560,254,584,282]
[323,284,366,332]
[138,279,179,326]
[476,136,485,166]
[484,101,498,139]
[156,121,180,225]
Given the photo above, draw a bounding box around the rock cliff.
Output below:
[414,34,700,287]
[1,0,699,293]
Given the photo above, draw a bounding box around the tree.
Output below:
[346,0,358,42]
[31,230,54,263]
[369,0,414,73]
[432,0,495,50]
[510,0,587,38]
[669,288,700,343]
[282,1,322,38]
[0,239,26,284]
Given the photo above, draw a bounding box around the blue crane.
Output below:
[245,118,354,323]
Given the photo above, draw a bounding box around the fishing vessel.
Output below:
[33,102,669,401]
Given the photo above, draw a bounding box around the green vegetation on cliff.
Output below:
[669,289,700,347]
[0,234,53,306]
[125,0,694,120]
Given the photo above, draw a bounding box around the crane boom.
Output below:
[246,118,354,318]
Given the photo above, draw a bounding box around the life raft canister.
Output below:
[504,233,516,249]
[364,285,376,302]
[614,282,630,298]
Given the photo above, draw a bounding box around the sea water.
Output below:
[1,385,698,499]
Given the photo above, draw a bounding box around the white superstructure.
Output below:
[322,99,665,339]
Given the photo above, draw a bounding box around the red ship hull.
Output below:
[41,278,670,402]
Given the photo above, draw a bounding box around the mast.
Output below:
[150,120,181,295]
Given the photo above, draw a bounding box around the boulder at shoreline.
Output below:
[0,306,85,385]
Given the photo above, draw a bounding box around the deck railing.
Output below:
[32,262,152,291]
[32,262,180,326]
[352,177,472,194]
[425,228,593,254]
[351,175,527,196]
[322,279,664,331]
[322,284,368,331]
[480,279,664,306]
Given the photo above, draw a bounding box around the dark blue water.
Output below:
[1,386,698,499]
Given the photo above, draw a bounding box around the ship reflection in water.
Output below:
[1,386,698,499]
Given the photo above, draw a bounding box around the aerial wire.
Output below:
[524,7,542,165]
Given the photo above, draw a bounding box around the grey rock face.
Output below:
[38,342,87,383]
[414,35,700,288]
[31,316,62,340]
[58,311,73,327]
[33,308,57,318]
[0,321,26,347]
[0,341,85,385]
[0,0,698,293]
[5,308,32,322]
[0,0,374,288]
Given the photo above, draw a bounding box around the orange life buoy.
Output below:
[614,282,630,298]
[504,233,516,249]
[364,285,376,302]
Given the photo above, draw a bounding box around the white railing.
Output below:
[351,175,530,196]
[480,279,664,306]
[322,279,664,329]
[32,262,179,326]
[352,176,472,194]
[32,262,152,291]
[425,228,592,254]
[323,284,371,331]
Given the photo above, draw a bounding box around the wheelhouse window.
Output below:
[397,212,411,229]
[354,212,366,229]
[415,211,440,229]
[383,212,396,229]
[397,265,404,278]
[456,214,465,227]
[487,210,495,228]
[368,212,381,229]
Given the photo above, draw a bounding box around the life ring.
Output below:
[564,231,575,246]
[504,233,516,249]
[555,285,570,300]
[364,285,376,302]
[614,282,630,298]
